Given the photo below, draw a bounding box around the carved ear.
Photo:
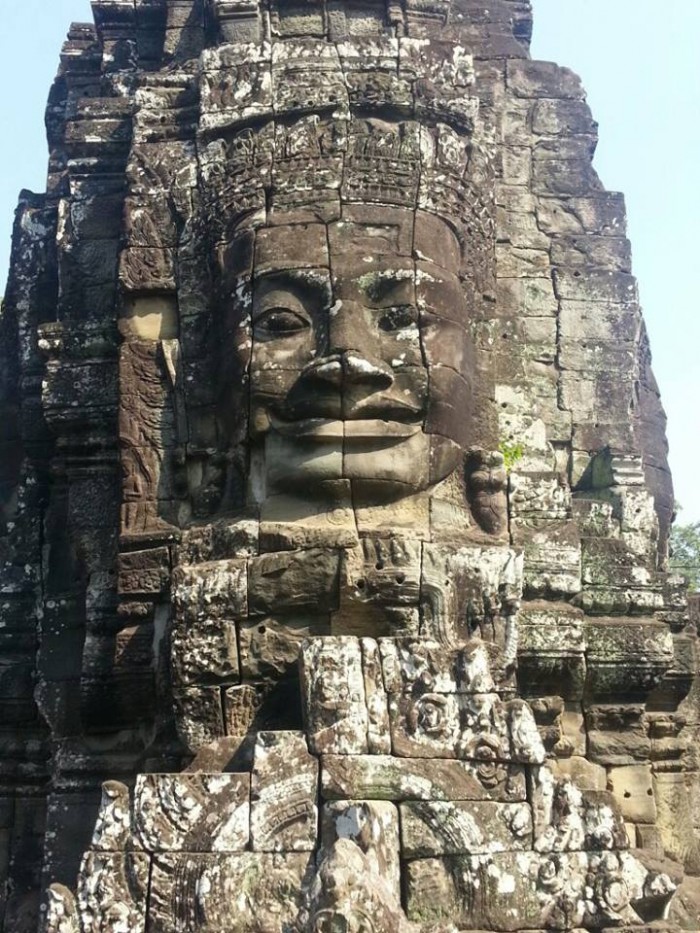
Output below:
[464,447,509,537]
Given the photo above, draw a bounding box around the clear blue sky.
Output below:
[1,0,698,523]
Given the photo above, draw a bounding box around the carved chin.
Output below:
[260,428,463,498]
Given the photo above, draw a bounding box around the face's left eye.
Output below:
[254,307,310,337]
[377,305,418,332]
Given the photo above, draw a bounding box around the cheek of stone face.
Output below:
[249,368,301,435]
[421,312,475,377]
[377,327,424,374]
[425,367,473,448]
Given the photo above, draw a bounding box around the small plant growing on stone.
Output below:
[498,439,524,473]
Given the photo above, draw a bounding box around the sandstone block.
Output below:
[321,800,400,894]
[250,732,318,852]
[147,852,312,932]
[554,269,638,303]
[300,637,369,755]
[400,800,533,856]
[507,60,585,99]
[320,754,527,802]
[133,773,250,852]
[172,686,225,752]
[532,99,597,137]
[249,548,341,615]
[608,764,657,824]
[360,638,391,754]
[238,614,331,682]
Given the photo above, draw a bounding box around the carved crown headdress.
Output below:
[193,26,495,263]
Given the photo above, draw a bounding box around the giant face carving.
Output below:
[220,205,477,503]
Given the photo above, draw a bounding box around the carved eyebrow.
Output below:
[354,269,416,302]
[253,268,331,295]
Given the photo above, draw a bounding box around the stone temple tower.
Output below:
[0,0,698,930]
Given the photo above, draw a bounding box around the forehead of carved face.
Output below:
[222,205,476,501]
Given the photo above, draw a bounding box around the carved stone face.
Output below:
[221,205,476,502]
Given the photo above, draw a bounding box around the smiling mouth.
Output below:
[268,416,423,441]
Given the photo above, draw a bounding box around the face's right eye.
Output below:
[377,305,418,332]
[254,307,310,338]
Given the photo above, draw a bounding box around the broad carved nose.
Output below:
[312,300,394,389]
[328,301,375,357]
[343,352,393,389]
[300,352,393,390]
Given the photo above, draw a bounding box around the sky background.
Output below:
[1,0,698,522]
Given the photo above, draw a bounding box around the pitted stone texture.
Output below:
[533,779,629,854]
[517,602,586,701]
[321,754,527,803]
[388,686,544,764]
[173,685,226,751]
[133,773,250,852]
[400,799,533,856]
[148,852,313,932]
[250,731,318,852]
[1,0,691,924]
[238,614,331,681]
[608,765,657,825]
[334,537,423,638]
[90,781,131,852]
[303,636,545,765]
[405,850,675,931]
[77,852,149,933]
[300,637,369,755]
[320,800,401,895]
[170,559,247,685]
[379,638,497,695]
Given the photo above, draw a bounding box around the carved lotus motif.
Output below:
[460,733,506,787]
[537,856,565,893]
[408,693,451,738]
[601,876,631,913]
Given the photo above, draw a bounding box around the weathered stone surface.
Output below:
[321,754,527,802]
[250,731,318,852]
[90,782,131,852]
[43,885,80,933]
[249,549,341,616]
[387,682,544,765]
[133,773,250,852]
[300,637,369,755]
[400,799,532,856]
[361,638,392,754]
[77,852,149,933]
[148,852,312,931]
[239,615,330,681]
[300,837,410,933]
[172,686,226,751]
[321,800,401,894]
[170,559,246,686]
[405,850,675,930]
[608,765,657,825]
